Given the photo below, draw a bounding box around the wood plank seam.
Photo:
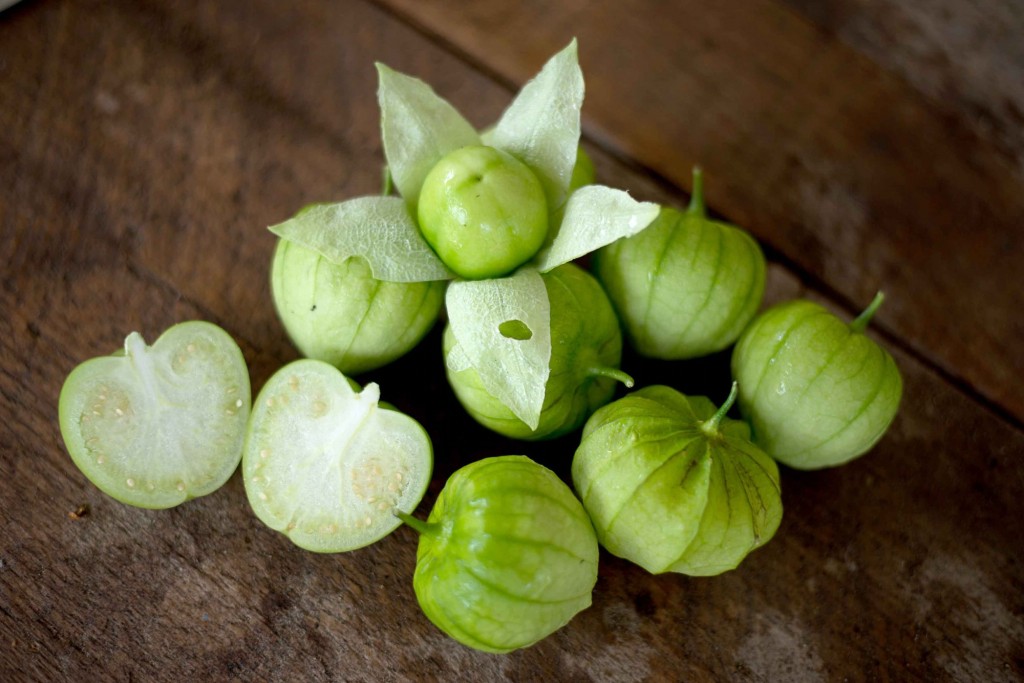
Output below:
[364,0,1024,437]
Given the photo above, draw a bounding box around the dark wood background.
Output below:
[2,0,1021,680]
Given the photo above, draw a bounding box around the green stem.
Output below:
[701,381,738,436]
[587,366,635,388]
[395,511,436,536]
[381,166,393,196]
[850,291,885,334]
[687,166,706,218]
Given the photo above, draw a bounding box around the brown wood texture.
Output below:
[1,0,1021,681]
[779,0,1024,170]
[381,0,1024,426]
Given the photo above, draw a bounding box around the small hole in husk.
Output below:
[498,320,533,341]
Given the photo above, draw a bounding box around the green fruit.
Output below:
[243,359,432,552]
[58,321,250,509]
[568,146,595,192]
[271,238,444,375]
[731,293,902,469]
[593,168,765,359]
[417,145,548,280]
[572,383,782,575]
[444,263,632,440]
[548,146,596,227]
[400,455,598,653]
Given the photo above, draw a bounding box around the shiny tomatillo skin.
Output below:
[271,239,444,375]
[593,168,765,359]
[572,383,782,575]
[417,145,548,280]
[731,294,902,469]
[444,263,632,440]
[399,456,598,653]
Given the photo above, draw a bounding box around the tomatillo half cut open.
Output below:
[58,321,251,509]
[243,359,432,552]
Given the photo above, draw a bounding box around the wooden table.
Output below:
[2,1,1021,680]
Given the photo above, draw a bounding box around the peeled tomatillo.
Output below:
[572,383,782,576]
[731,293,902,470]
[417,145,548,280]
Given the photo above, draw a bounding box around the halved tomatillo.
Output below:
[243,359,432,552]
[58,321,251,509]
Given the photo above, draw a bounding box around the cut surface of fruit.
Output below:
[58,321,251,509]
[243,359,432,552]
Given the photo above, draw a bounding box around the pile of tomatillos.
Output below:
[58,41,902,654]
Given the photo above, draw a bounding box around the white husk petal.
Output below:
[488,39,583,216]
[535,185,660,272]
[269,196,454,282]
[377,63,480,207]
[446,268,551,429]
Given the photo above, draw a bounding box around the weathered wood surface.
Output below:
[1,0,1021,681]
[382,0,1024,426]
[780,0,1024,171]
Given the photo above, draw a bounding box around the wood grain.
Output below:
[1,0,1021,680]
[780,0,1024,172]
[378,0,1024,426]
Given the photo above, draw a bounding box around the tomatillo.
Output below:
[572,383,782,575]
[58,321,250,509]
[443,263,633,440]
[243,360,432,552]
[417,145,548,280]
[593,168,765,359]
[271,239,445,375]
[731,293,902,469]
[399,455,598,653]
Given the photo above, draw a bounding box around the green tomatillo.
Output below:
[271,237,445,375]
[243,359,432,552]
[593,168,765,359]
[568,145,595,192]
[58,321,251,509]
[443,263,633,440]
[731,293,902,469]
[572,383,783,576]
[417,145,548,280]
[399,455,599,653]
